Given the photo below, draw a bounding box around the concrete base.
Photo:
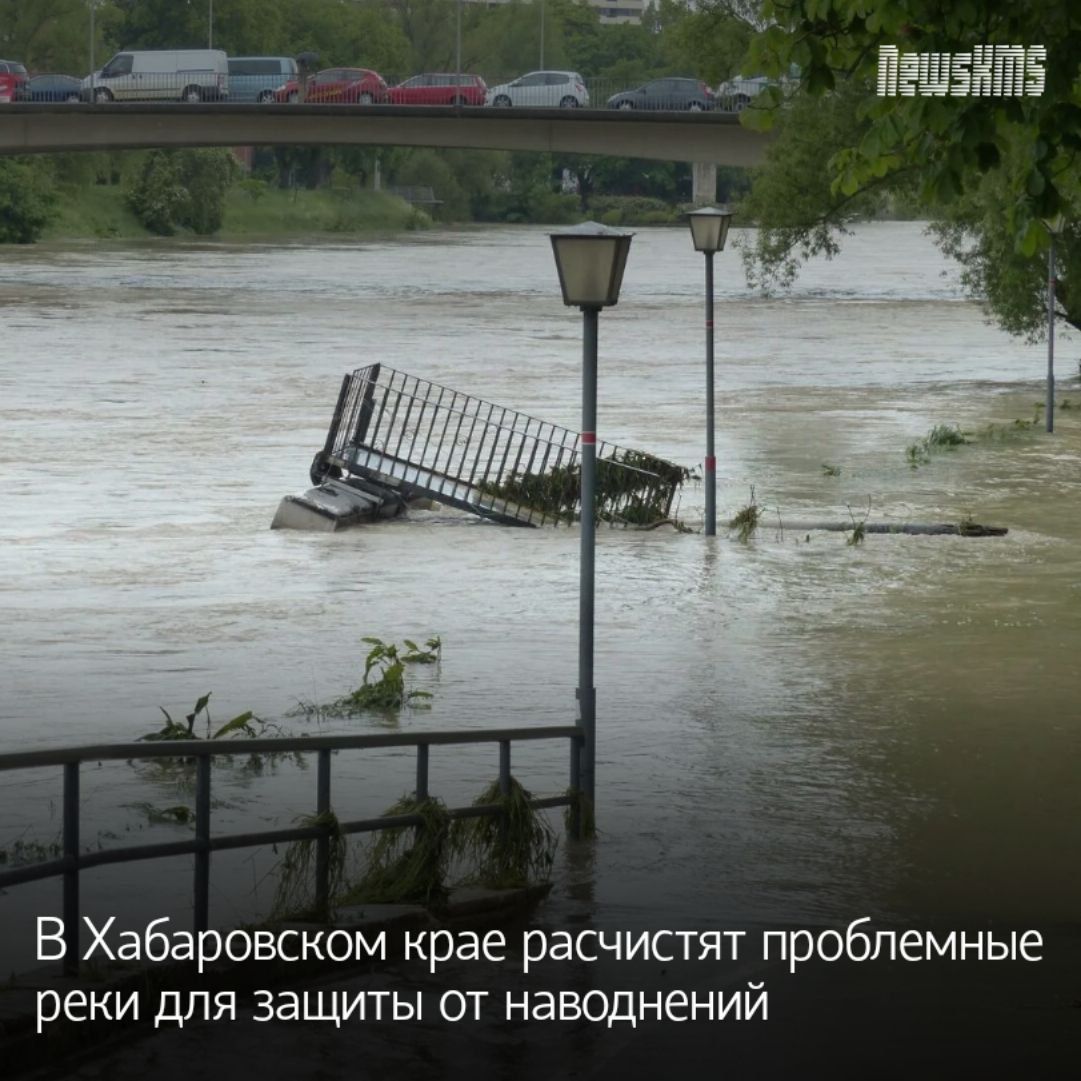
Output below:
[691,161,717,205]
[270,479,400,531]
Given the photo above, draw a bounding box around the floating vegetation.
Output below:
[729,487,762,542]
[846,502,870,547]
[0,838,62,867]
[343,796,452,906]
[451,778,556,889]
[124,802,193,826]
[906,424,970,468]
[478,450,690,527]
[292,637,437,719]
[270,810,347,922]
[821,463,842,477]
[140,692,262,742]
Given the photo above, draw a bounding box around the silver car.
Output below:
[486,70,588,108]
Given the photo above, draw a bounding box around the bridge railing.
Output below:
[0,726,582,974]
[319,364,686,527]
[15,72,750,112]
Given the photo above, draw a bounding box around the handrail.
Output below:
[0,725,580,771]
[0,725,584,973]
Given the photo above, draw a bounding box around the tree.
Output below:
[737,0,1081,342]
[746,1,1081,253]
[0,158,57,243]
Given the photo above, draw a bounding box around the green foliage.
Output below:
[479,449,688,526]
[140,692,262,741]
[905,424,970,468]
[345,796,452,905]
[293,637,437,718]
[748,0,1081,250]
[270,810,347,921]
[0,158,58,243]
[729,487,761,542]
[125,802,194,825]
[821,463,841,477]
[0,838,62,867]
[452,777,555,888]
[126,149,239,236]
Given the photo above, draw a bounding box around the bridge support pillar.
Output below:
[691,161,717,206]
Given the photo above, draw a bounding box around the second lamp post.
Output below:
[550,222,634,830]
[687,206,733,535]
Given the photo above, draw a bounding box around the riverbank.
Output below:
[42,185,431,242]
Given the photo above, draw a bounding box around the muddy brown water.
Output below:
[1,223,1079,979]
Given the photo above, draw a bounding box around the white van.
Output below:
[82,50,229,103]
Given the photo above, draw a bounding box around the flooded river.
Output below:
[1,222,1079,973]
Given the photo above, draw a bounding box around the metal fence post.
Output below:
[62,762,80,976]
[315,748,332,921]
[568,735,582,839]
[415,744,429,802]
[193,755,211,934]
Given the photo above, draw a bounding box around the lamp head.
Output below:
[687,205,733,254]
[549,221,634,309]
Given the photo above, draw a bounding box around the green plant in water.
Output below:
[846,501,870,546]
[270,810,347,922]
[344,796,451,906]
[0,838,62,867]
[402,637,441,664]
[451,778,556,888]
[478,448,690,527]
[905,423,970,468]
[141,692,260,742]
[125,802,193,825]
[729,487,761,542]
[297,638,435,718]
[821,463,841,477]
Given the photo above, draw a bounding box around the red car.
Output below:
[385,73,487,107]
[305,67,387,104]
[0,59,28,103]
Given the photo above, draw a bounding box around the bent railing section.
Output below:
[0,726,582,974]
[317,363,686,527]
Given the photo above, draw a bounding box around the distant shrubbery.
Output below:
[591,195,681,226]
[126,149,240,235]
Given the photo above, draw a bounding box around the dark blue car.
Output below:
[15,74,82,102]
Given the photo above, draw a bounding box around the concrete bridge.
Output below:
[0,103,768,200]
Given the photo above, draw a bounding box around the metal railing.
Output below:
[0,726,582,974]
[317,364,685,527]
[8,73,755,113]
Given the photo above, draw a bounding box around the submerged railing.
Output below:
[0,726,581,974]
[313,363,687,527]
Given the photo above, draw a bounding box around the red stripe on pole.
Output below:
[705,456,716,470]
[581,432,596,445]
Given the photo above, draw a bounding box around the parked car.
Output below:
[715,74,771,112]
[486,71,588,108]
[305,67,387,104]
[0,60,28,103]
[13,73,82,103]
[607,77,714,111]
[80,50,228,102]
[385,73,486,107]
[228,56,299,103]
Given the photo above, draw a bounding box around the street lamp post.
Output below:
[549,222,634,835]
[1044,213,1065,434]
[687,205,733,536]
[209,0,214,49]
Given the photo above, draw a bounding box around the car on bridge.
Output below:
[385,73,487,107]
[305,67,388,104]
[227,57,300,103]
[0,60,28,103]
[80,50,229,102]
[486,71,588,108]
[606,77,715,112]
[14,74,82,103]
